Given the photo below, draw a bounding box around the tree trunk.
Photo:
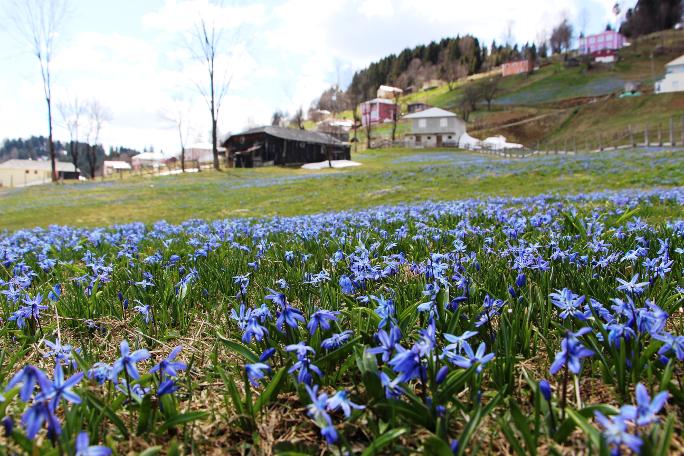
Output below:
[47,97,57,182]
[212,116,219,171]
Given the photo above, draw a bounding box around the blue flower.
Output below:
[75,431,112,456]
[133,303,152,324]
[616,274,649,296]
[550,288,589,320]
[655,332,684,360]
[259,348,276,362]
[112,340,150,382]
[549,328,594,375]
[21,401,61,441]
[326,390,364,418]
[619,383,668,426]
[156,379,179,397]
[243,317,269,343]
[594,412,642,454]
[445,341,494,373]
[367,325,402,363]
[305,385,337,444]
[276,304,305,332]
[321,330,353,351]
[149,346,186,379]
[539,379,552,401]
[6,365,51,402]
[307,309,340,335]
[388,344,422,382]
[35,363,83,410]
[339,275,355,294]
[245,363,271,387]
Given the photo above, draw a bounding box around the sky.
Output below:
[0,0,636,155]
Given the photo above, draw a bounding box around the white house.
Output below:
[103,160,132,177]
[131,151,170,169]
[655,55,684,94]
[0,159,80,188]
[377,85,403,99]
[182,143,227,164]
[403,107,466,148]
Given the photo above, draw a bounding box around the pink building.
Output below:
[360,98,397,126]
[502,59,532,77]
[579,30,626,55]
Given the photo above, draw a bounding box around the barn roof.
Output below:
[228,126,346,146]
[403,107,459,119]
[666,54,684,67]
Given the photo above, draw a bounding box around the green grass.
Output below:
[1,147,682,231]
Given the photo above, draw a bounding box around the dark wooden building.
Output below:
[223,126,351,168]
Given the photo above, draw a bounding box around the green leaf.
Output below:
[554,404,617,443]
[499,420,527,456]
[254,367,286,413]
[156,411,209,434]
[138,446,163,456]
[361,428,408,456]
[656,416,674,456]
[423,434,454,456]
[85,393,129,438]
[216,333,259,363]
[137,394,154,435]
[566,408,601,448]
[509,400,534,454]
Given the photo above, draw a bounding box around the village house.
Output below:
[403,107,466,148]
[131,151,172,169]
[376,85,403,99]
[182,143,227,164]
[407,102,430,113]
[223,126,350,168]
[655,55,684,94]
[579,30,626,63]
[360,98,397,126]
[316,119,353,142]
[102,160,132,177]
[0,159,80,188]
[502,59,532,77]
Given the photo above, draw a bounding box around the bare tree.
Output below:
[188,9,231,171]
[290,107,305,130]
[550,18,573,54]
[458,85,480,122]
[390,91,400,143]
[478,76,502,111]
[271,110,287,127]
[363,103,372,149]
[9,0,70,182]
[161,100,193,173]
[83,100,111,179]
[58,97,84,172]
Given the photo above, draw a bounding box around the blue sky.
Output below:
[0,0,635,154]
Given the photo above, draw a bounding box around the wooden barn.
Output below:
[223,126,350,168]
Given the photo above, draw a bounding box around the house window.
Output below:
[34,170,38,174]
[25,170,29,174]
[440,118,448,128]
[448,136,452,139]
[418,119,426,128]
[416,135,421,143]
[427,136,432,140]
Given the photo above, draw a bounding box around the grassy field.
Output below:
[1,147,682,231]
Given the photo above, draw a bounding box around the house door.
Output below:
[436,135,442,147]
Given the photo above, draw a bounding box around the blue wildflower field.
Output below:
[1,187,683,454]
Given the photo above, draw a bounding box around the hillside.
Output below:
[352,29,684,148]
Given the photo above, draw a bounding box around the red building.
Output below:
[502,60,532,77]
[360,98,397,126]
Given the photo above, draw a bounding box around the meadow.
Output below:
[1,147,683,230]
[0,146,683,455]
